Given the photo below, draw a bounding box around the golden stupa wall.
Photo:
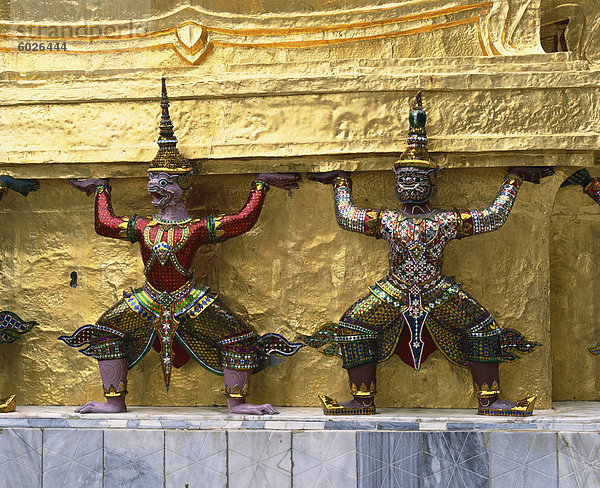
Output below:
[0,0,599,409]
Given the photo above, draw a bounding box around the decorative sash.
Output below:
[124,280,217,390]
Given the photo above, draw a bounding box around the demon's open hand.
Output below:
[508,166,554,184]
[0,176,40,196]
[256,173,302,190]
[561,169,591,188]
[69,178,109,196]
[307,170,351,185]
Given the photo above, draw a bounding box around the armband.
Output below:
[207,214,226,244]
[333,176,351,188]
[453,209,474,239]
[252,180,270,192]
[95,184,111,195]
[117,215,139,243]
[504,174,523,188]
[363,209,382,238]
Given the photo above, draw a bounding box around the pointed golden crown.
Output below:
[148,78,193,175]
[394,92,438,172]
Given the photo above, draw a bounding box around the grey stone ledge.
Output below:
[0,402,597,432]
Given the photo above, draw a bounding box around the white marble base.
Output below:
[166,431,227,487]
[43,429,102,488]
[0,402,597,487]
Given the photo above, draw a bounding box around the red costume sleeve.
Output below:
[94,185,141,242]
[204,180,269,244]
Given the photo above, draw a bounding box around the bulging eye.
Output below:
[159,180,168,187]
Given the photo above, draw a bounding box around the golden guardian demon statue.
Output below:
[60,79,302,415]
[304,93,552,416]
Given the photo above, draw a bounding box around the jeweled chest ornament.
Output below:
[143,223,191,277]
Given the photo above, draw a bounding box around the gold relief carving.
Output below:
[541,1,600,62]
[444,89,588,137]
[0,1,545,67]
[174,21,211,65]
[477,0,550,55]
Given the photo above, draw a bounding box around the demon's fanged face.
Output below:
[394,168,435,203]
[147,172,185,208]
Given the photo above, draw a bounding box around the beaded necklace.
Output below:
[152,215,193,226]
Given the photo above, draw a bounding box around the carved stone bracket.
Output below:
[0,1,547,70]
[541,1,600,62]
[174,21,211,65]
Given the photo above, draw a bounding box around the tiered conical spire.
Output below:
[148,78,193,174]
[394,92,438,171]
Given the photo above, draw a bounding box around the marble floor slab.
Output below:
[43,429,102,488]
[0,429,41,488]
[293,431,356,488]
[228,431,291,488]
[104,429,164,488]
[423,431,490,488]
[558,432,600,488]
[357,431,422,488]
[166,430,227,488]
[490,431,557,488]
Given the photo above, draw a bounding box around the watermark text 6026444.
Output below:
[18,42,67,52]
